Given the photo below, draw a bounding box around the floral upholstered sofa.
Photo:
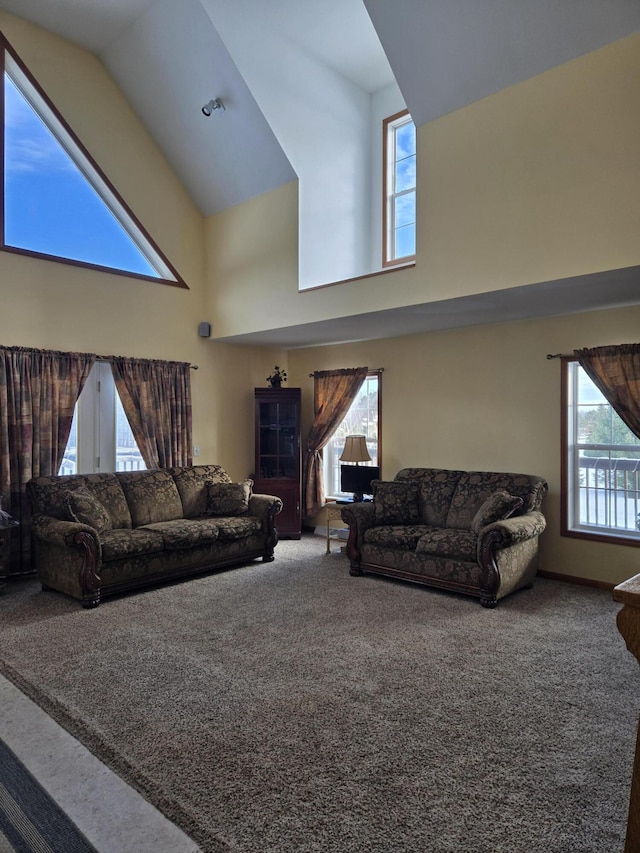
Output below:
[27,465,282,608]
[341,468,547,608]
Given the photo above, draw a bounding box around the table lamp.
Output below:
[340,435,372,502]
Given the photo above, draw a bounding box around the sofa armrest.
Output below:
[341,502,376,567]
[31,514,99,549]
[249,494,283,557]
[249,494,283,521]
[477,511,546,608]
[31,515,102,608]
[478,510,546,550]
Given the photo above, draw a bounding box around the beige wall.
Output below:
[204,28,640,585]
[289,305,640,587]
[421,31,640,298]
[0,12,281,481]
[206,32,640,338]
[3,12,640,584]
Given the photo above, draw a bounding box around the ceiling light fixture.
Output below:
[202,98,225,116]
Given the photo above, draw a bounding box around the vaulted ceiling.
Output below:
[2,0,639,219]
[1,0,639,346]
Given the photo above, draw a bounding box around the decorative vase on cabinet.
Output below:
[254,387,302,539]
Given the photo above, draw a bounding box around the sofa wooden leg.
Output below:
[349,564,363,576]
[480,595,497,608]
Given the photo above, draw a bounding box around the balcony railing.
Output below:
[577,455,640,533]
[116,455,146,472]
[57,452,146,477]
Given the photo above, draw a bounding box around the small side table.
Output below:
[0,519,19,592]
[325,501,347,554]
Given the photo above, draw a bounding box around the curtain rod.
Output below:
[308,367,384,377]
[94,354,198,369]
[546,353,571,360]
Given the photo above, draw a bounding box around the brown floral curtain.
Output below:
[111,357,193,469]
[303,367,368,518]
[0,346,95,574]
[575,344,640,439]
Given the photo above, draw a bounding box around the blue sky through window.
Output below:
[3,74,157,276]
[393,118,416,258]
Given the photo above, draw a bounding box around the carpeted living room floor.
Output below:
[0,533,638,853]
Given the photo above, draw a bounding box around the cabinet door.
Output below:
[254,388,301,537]
[256,399,298,480]
[276,481,301,536]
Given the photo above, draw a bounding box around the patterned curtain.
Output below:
[0,346,95,574]
[303,367,368,518]
[575,344,640,439]
[110,357,193,469]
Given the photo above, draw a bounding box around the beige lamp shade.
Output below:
[340,435,371,464]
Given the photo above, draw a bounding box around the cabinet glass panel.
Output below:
[257,401,298,479]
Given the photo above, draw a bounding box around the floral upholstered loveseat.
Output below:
[341,468,547,608]
[27,465,282,608]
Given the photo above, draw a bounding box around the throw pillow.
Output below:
[65,488,112,534]
[470,490,524,535]
[207,480,253,517]
[372,480,421,526]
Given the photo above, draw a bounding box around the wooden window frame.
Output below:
[382,108,416,269]
[323,370,382,499]
[0,31,187,288]
[561,356,640,547]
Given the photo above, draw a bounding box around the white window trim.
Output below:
[60,363,146,475]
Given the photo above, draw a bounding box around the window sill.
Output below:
[301,261,415,292]
[562,527,640,547]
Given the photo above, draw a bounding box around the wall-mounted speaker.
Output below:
[198,322,211,338]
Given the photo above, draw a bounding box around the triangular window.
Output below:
[1,33,186,287]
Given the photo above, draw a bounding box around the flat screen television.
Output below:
[340,464,380,500]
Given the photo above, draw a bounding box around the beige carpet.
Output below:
[0,535,638,852]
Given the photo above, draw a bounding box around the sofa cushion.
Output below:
[142,518,221,550]
[416,528,478,562]
[28,473,132,528]
[117,470,183,527]
[217,517,262,541]
[79,475,133,529]
[207,480,253,517]
[447,471,547,529]
[170,465,232,519]
[100,528,165,561]
[65,488,112,534]
[470,490,524,535]
[364,525,432,550]
[372,480,420,525]
[395,468,465,527]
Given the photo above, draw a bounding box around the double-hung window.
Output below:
[323,373,380,499]
[383,110,416,266]
[563,360,640,544]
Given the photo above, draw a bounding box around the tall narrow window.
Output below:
[563,360,640,544]
[383,110,416,266]
[323,373,380,498]
[1,32,185,286]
